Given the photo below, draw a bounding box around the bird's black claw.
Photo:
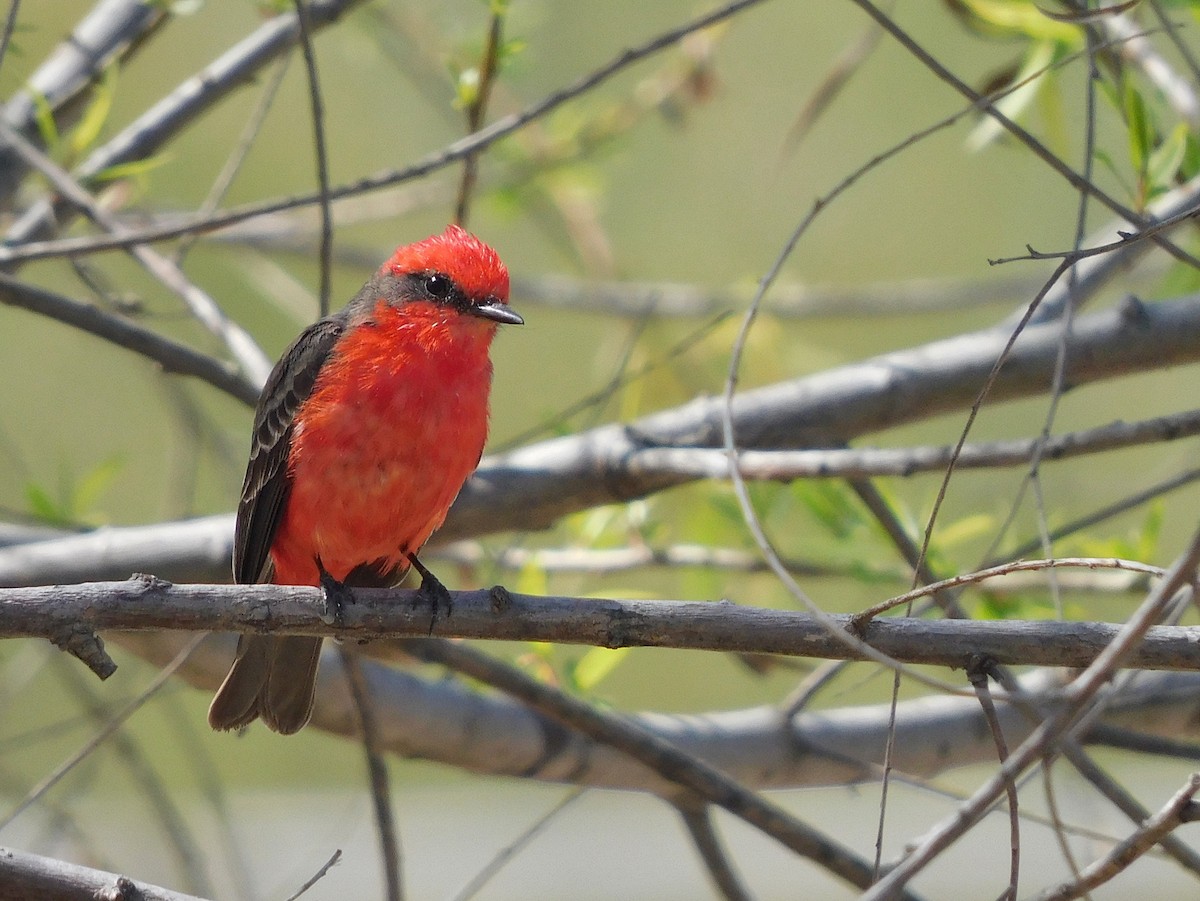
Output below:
[317,560,353,627]
[408,553,452,634]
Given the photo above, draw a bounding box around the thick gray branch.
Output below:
[0,515,233,587]
[118,630,1200,794]
[450,293,1200,538]
[0,844,202,901]
[3,293,1200,585]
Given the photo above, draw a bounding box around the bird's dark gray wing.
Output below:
[234,317,346,585]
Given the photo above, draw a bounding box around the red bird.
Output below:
[209,225,522,734]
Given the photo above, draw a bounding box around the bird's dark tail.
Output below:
[208,635,322,735]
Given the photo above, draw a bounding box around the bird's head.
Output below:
[382,224,523,326]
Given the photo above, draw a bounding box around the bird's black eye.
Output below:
[423,273,453,299]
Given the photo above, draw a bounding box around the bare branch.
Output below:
[0,514,235,588]
[0,843,203,901]
[969,660,1020,901]
[676,800,753,901]
[0,276,260,405]
[291,0,333,316]
[0,634,204,832]
[3,571,1200,674]
[0,0,772,265]
[453,8,504,227]
[864,526,1200,899]
[3,0,369,251]
[619,409,1200,482]
[848,0,1200,271]
[1034,774,1200,901]
[397,637,912,898]
[110,628,1200,796]
[0,0,167,204]
[0,116,273,385]
[449,293,1200,542]
[446,789,585,901]
[339,648,403,901]
[283,848,343,901]
[5,288,1200,588]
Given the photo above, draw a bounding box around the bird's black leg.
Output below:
[408,552,452,634]
[316,558,353,627]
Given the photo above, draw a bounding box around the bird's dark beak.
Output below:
[471,298,524,325]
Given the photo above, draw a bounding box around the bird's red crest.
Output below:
[385,224,510,301]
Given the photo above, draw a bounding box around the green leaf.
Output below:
[934,513,995,550]
[69,63,117,159]
[571,646,631,693]
[1146,123,1189,197]
[1180,130,1200,181]
[455,67,481,110]
[24,482,64,524]
[515,558,549,596]
[28,88,59,151]
[792,481,864,540]
[967,40,1058,152]
[1123,79,1152,177]
[91,152,172,184]
[71,455,124,520]
[956,0,1083,43]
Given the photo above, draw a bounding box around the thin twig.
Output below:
[0,0,774,266]
[1060,739,1200,877]
[397,637,922,898]
[848,478,963,616]
[454,8,504,227]
[1038,764,1090,901]
[292,0,333,316]
[447,787,586,901]
[997,24,1106,608]
[1033,774,1200,901]
[0,0,20,77]
[175,55,293,266]
[2,0,366,255]
[0,633,205,832]
[339,647,404,901]
[864,525,1200,899]
[283,848,343,901]
[852,558,1163,623]
[1151,0,1200,85]
[0,274,260,405]
[969,659,1019,901]
[54,661,213,896]
[848,0,1200,270]
[995,466,1200,566]
[676,800,753,901]
[0,116,273,385]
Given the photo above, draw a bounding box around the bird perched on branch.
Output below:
[209,224,523,734]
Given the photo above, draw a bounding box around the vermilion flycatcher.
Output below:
[208,225,522,734]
